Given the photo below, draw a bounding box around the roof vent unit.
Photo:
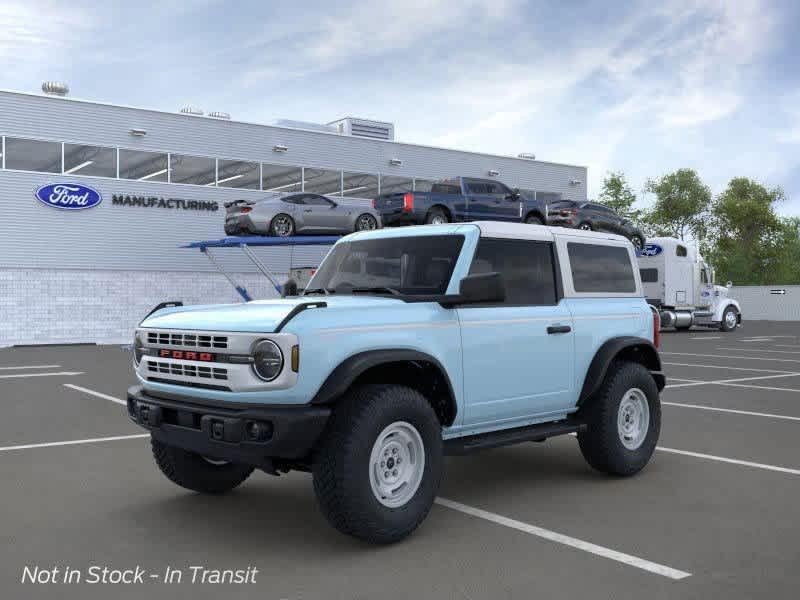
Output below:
[518,152,536,160]
[329,117,395,141]
[208,111,231,120]
[270,119,337,134]
[42,81,69,96]
[180,106,204,116]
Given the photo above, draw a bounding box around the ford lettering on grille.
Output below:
[158,349,216,361]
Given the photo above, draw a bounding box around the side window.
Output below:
[283,195,303,205]
[676,245,688,257]
[468,238,558,305]
[567,243,636,293]
[640,268,659,283]
[701,268,708,284]
[466,182,487,194]
[305,195,333,206]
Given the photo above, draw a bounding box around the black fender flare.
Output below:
[310,349,458,424]
[578,337,664,405]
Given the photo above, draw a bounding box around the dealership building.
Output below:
[0,85,588,346]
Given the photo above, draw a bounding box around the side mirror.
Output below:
[456,272,506,305]
[726,281,733,289]
[281,279,299,297]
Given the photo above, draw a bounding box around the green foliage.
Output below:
[705,178,797,285]
[598,171,640,220]
[642,169,711,241]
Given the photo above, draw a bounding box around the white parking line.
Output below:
[63,384,126,406]
[662,401,800,422]
[689,336,721,340]
[774,344,800,349]
[663,362,794,374]
[435,497,691,580]
[656,446,800,476]
[0,364,61,370]
[661,352,800,364]
[718,347,800,355]
[665,372,800,389]
[0,434,148,453]
[0,371,84,379]
[718,382,800,394]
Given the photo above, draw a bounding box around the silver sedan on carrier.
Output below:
[224,192,382,237]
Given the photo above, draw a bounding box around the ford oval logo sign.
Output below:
[35,183,103,210]
[640,244,663,257]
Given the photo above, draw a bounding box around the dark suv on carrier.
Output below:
[548,200,645,250]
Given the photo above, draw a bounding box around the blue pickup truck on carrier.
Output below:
[128,222,664,543]
[373,176,549,227]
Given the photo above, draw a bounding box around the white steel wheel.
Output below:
[369,421,426,508]
[617,388,650,450]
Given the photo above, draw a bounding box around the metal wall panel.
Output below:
[728,286,800,321]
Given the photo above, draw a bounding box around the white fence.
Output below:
[728,285,800,321]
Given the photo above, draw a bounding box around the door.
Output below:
[458,236,575,429]
[696,262,714,307]
[463,180,492,221]
[585,204,613,232]
[484,181,521,221]
[299,194,340,232]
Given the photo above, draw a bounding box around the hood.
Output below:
[140,295,403,333]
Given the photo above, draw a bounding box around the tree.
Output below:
[598,171,640,220]
[707,178,788,285]
[642,169,711,240]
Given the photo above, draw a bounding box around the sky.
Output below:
[2,0,799,214]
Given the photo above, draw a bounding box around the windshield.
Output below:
[306,235,465,296]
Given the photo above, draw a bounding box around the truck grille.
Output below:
[147,360,228,381]
[147,332,228,349]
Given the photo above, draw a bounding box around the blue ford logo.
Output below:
[640,244,663,257]
[35,183,103,210]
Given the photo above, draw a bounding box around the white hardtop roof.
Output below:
[474,221,630,244]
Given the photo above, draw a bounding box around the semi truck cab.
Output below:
[638,237,741,332]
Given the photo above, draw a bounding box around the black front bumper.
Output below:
[127,386,330,466]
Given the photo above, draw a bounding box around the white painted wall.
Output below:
[728,285,800,321]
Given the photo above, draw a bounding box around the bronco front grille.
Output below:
[147,332,228,349]
[147,360,228,381]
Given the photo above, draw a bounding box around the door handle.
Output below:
[547,325,571,334]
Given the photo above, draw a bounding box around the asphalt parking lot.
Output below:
[2,321,800,599]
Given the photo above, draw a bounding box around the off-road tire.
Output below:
[525,214,544,225]
[151,437,254,494]
[577,361,660,476]
[312,384,443,544]
[425,207,450,225]
[631,235,645,251]
[720,306,739,332]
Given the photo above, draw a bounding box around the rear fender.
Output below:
[578,337,664,405]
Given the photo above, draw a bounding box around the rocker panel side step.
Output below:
[444,419,586,455]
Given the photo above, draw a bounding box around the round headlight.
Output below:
[133,332,144,366]
[252,340,284,382]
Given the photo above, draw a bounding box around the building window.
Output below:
[342,171,378,198]
[413,178,436,192]
[4,137,61,173]
[469,238,558,305]
[119,149,168,182]
[380,176,413,195]
[63,143,117,177]
[170,154,216,186]
[567,243,636,293]
[262,163,302,192]
[304,167,342,195]
[217,159,260,189]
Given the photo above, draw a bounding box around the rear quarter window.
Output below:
[567,243,636,293]
[640,268,658,283]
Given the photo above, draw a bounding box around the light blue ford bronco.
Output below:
[128,222,665,543]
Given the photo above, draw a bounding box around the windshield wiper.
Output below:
[303,288,333,296]
[350,286,401,296]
